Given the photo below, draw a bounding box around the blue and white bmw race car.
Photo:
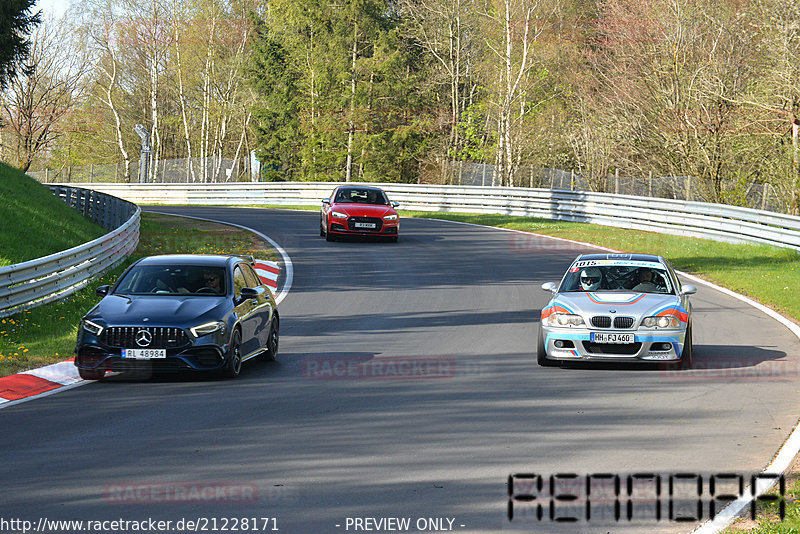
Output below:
[538,254,697,368]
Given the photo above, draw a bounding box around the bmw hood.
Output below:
[87,294,229,326]
[544,292,687,322]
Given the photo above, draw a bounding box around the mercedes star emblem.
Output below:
[135,329,153,347]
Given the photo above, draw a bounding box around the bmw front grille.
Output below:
[591,316,635,329]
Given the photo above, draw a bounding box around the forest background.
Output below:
[3,0,800,213]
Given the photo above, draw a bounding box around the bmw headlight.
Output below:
[642,315,681,329]
[190,321,225,337]
[330,211,348,219]
[547,313,585,327]
[383,214,398,220]
[82,319,104,336]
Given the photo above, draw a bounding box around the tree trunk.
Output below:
[345,21,358,182]
[173,0,196,182]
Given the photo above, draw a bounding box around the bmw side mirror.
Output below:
[96,285,110,297]
[541,282,557,293]
[680,285,697,295]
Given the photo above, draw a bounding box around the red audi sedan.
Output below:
[320,186,400,242]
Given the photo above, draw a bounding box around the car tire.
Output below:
[537,327,558,367]
[326,229,335,242]
[224,329,243,378]
[264,316,279,361]
[78,367,105,380]
[679,325,693,369]
[388,236,398,243]
[320,219,325,237]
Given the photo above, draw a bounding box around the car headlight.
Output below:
[82,319,104,336]
[330,211,348,219]
[641,316,681,329]
[383,214,398,220]
[546,313,585,327]
[190,321,225,337]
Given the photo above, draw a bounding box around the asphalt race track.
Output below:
[2,206,799,534]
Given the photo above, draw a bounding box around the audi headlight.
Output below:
[642,316,681,329]
[190,321,225,337]
[330,211,348,219]
[547,313,585,327]
[383,214,398,221]
[82,320,104,336]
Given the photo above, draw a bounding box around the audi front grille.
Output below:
[347,217,383,232]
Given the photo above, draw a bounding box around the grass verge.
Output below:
[723,464,800,532]
[0,162,106,267]
[0,212,277,376]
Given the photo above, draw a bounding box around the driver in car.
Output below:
[632,268,658,292]
[200,270,222,293]
[580,267,602,291]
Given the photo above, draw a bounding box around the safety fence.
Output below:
[53,182,800,251]
[0,186,140,318]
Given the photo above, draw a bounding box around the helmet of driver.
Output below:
[580,267,601,291]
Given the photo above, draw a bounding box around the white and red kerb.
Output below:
[253,259,280,291]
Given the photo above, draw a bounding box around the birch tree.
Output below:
[398,0,478,183]
[88,0,132,180]
[478,0,560,186]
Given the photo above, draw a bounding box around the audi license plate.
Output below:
[122,348,166,359]
[591,332,634,344]
[354,222,376,229]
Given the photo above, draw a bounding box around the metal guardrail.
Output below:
[0,186,141,318]
[52,181,800,251]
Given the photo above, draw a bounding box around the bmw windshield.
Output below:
[561,263,674,294]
